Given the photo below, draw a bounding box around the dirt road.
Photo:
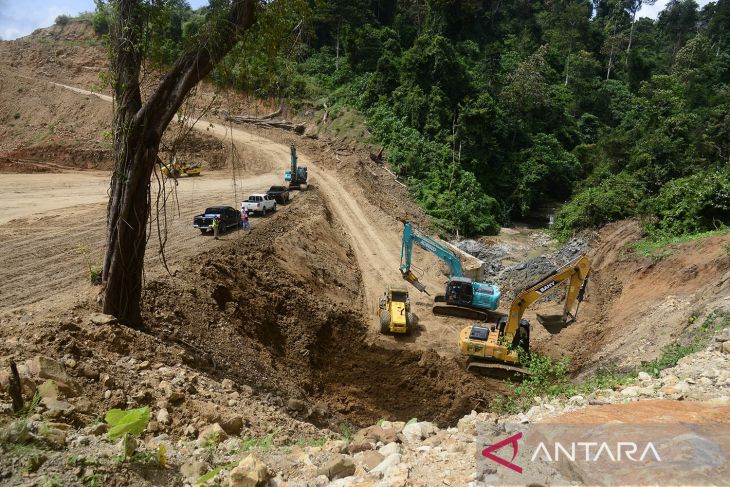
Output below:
[0,80,466,357]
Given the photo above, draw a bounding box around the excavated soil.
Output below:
[142,189,504,428]
[528,221,730,374]
[2,20,729,438]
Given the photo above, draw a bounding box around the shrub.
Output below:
[55,15,71,26]
[647,166,730,237]
[92,10,109,35]
[552,172,645,240]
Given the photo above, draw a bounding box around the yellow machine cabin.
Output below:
[379,287,416,335]
[161,159,202,178]
[459,254,591,378]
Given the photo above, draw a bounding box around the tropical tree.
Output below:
[102,0,257,326]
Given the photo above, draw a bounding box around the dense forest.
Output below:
[91,0,730,238]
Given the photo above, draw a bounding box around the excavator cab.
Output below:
[445,277,474,306]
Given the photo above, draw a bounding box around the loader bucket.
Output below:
[536,313,572,334]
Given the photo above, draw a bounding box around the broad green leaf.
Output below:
[105,407,150,441]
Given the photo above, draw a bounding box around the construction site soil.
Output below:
[140,189,500,428]
[1,20,729,436]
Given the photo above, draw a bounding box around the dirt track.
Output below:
[0,79,469,358]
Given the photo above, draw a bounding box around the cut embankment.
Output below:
[142,190,506,428]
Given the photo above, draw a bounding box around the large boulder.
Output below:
[197,423,227,446]
[352,425,398,445]
[316,455,355,480]
[229,455,269,487]
[28,356,80,396]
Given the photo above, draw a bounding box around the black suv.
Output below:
[193,206,241,234]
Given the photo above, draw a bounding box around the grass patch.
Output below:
[630,227,729,260]
[293,436,328,448]
[492,310,730,414]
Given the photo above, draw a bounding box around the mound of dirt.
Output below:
[142,189,503,428]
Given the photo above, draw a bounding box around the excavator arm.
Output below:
[459,254,591,378]
[503,254,591,339]
[400,222,464,281]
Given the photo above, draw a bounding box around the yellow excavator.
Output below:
[378,287,416,335]
[459,254,591,378]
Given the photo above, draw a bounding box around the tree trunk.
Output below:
[102,0,256,326]
[335,21,341,71]
[625,10,637,65]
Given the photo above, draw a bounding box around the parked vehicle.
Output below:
[266,185,290,204]
[242,194,277,215]
[193,206,241,234]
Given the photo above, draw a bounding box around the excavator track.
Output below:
[466,360,530,381]
[432,304,488,321]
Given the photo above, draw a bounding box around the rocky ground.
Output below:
[1,327,728,486]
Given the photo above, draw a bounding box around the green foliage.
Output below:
[552,172,646,240]
[630,227,729,258]
[494,310,730,413]
[196,462,239,485]
[104,407,150,441]
[106,0,727,238]
[55,15,71,26]
[339,423,352,442]
[647,167,730,236]
[514,133,581,216]
[641,310,729,376]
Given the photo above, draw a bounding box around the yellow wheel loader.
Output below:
[459,254,591,379]
[161,159,202,178]
[378,287,416,335]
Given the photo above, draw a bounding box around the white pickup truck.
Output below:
[242,194,277,216]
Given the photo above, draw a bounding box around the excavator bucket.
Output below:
[536,313,572,334]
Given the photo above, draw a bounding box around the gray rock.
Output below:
[88,423,108,436]
[156,408,170,425]
[378,442,401,457]
[80,365,100,381]
[90,313,118,325]
[197,423,227,446]
[371,453,401,474]
[220,415,244,435]
[180,460,208,482]
[620,386,641,397]
[287,398,307,412]
[0,420,30,444]
[316,455,356,480]
[638,371,652,381]
[361,450,384,471]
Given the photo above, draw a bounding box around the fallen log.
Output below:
[223,112,305,134]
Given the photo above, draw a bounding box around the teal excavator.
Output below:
[400,222,501,320]
[284,144,308,190]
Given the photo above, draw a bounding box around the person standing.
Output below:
[241,208,250,231]
[212,216,221,240]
